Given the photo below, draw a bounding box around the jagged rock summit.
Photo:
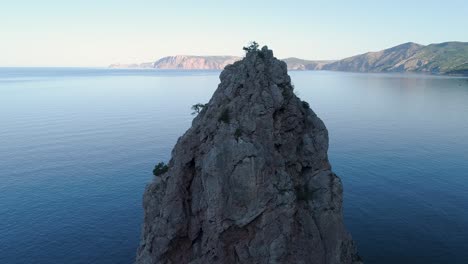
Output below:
[136,46,361,264]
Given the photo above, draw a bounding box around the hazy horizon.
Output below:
[2,0,468,67]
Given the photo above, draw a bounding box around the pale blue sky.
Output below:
[1,0,467,66]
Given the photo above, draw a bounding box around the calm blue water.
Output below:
[1,68,467,264]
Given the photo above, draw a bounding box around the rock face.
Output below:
[136,46,360,264]
[154,55,242,70]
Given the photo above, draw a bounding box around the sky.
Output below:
[1,0,467,67]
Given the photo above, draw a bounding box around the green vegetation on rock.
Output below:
[191,103,207,115]
[324,41,468,75]
[153,162,168,176]
[243,41,260,53]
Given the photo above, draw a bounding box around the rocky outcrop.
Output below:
[153,56,242,70]
[136,46,360,264]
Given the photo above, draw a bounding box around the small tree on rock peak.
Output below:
[243,41,260,53]
[191,103,207,115]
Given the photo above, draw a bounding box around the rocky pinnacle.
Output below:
[136,46,361,264]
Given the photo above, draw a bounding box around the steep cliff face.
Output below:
[136,46,360,264]
[153,55,241,70]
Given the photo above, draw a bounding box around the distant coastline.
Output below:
[110,41,468,76]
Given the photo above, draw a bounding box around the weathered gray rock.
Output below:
[136,46,361,264]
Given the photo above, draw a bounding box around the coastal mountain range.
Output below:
[110,41,468,75]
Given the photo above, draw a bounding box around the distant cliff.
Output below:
[153,55,241,70]
[109,41,468,75]
[323,42,468,75]
[109,56,333,71]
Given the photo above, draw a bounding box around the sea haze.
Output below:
[0,68,467,264]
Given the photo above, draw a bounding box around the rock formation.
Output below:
[153,55,242,70]
[136,46,361,264]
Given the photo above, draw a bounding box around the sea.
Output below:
[1,67,467,264]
